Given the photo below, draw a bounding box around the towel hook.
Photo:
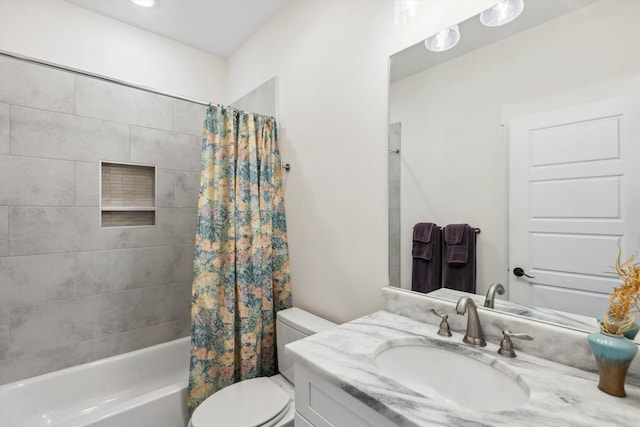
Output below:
[282,163,291,172]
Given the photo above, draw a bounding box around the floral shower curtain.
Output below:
[187,105,292,414]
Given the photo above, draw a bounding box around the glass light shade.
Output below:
[424,25,460,52]
[131,0,156,7]
[394,0,418,27]
[480,0,524,27]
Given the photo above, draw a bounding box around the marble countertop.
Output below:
[286,310,640,427]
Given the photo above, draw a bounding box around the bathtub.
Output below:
[0,337,190,427]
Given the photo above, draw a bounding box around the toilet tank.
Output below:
[276,307,336,383]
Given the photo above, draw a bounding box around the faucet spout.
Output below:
[456,296,486,347]
[483,283,505,309]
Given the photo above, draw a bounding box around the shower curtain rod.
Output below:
[0,50,216,107]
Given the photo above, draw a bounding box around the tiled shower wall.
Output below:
[388,122,401,287]
[0,54,207,385]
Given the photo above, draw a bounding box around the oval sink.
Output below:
[374,342,530,412]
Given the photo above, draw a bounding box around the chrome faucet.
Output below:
[456,296,486,346]
[483,282,505,309]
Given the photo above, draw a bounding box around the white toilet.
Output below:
[189,307,336,427]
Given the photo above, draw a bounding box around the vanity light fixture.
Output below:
[424,25,460,52]
[480,0,524,27]
[130,0,156,7]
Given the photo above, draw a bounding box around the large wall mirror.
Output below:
[388,0,640,337]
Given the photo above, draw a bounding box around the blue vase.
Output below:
[596,315,639,340]
[587,331,638,397]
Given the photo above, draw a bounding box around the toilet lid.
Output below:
[191,377,291,427]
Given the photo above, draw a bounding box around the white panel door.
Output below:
[509,95,640,317]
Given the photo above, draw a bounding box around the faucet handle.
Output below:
[498,330,533,358]
[429,309,452,337]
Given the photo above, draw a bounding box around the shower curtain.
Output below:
[187,105,292,414]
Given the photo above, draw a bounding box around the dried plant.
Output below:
[601,247,640,335]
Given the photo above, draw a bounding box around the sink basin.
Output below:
[374,341,530,412]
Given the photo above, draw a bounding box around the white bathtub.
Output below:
[0,337,190,427]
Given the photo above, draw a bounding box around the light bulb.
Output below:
[424,25,460,52]
[480,0,524,27]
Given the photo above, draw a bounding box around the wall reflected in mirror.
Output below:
[388,0,640,336]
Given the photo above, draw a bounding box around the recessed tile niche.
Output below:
[100,161,157,227]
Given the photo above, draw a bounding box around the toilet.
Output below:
[189,307,336,427]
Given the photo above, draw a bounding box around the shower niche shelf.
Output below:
[100,161,157,228]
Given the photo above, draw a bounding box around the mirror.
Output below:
[388,0,640,338]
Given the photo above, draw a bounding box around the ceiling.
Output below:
[65,0,287,59]
[390,0,596,82]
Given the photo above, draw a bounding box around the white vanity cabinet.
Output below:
[294,364,397,427]
[286,310,640,427]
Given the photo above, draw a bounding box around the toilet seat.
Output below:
[190,377,292,427]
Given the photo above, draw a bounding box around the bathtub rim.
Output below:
[0,335,191,392]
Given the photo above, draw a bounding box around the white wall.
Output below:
[228,0,497,323]
[390,0,640,298]
[0,0,227,102]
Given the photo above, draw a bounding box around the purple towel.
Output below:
[412,222,435,260]
[442,224,477,293]
[411,223,442,294]
[444,224,468,264]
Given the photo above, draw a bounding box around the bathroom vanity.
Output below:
[286,291,640,426]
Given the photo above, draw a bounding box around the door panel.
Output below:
[509,95,640,317]
[530,177,620,218]
[530,116,620,166]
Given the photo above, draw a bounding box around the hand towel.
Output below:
[444,223,468,264]
[412,222,435,260]
[442,224,477,293]
[411,222,442,294]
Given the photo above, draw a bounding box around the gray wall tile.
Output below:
[0,309,7,331]
[75,162,99,206]
[176,313,192,337]
[0,155,74,206]
[231,77,278,118]
[173,100,207,136]
[76,246,174,296]
[0,323,7,360]
[0,344,77,385]
[130,126,201,172]
[0,207,7,257]
[0,103,8,154]
[8,207,177,256]
[76,76,173,131]
[129,282,191,329]
[0,308,7,359]
[76,320,186,365]
[175,170,200,208]
[388,122,401,286]
[0,54,204,384]
[9,292,130,357]
[11,106,130,162]
[174,245,195,283]
[0,56,75,114]
[9,207,101,255]
[0,254,76,308]
[166,208,198,246]
[157,168,175,208]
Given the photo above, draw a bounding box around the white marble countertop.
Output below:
[286,310,640,427]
